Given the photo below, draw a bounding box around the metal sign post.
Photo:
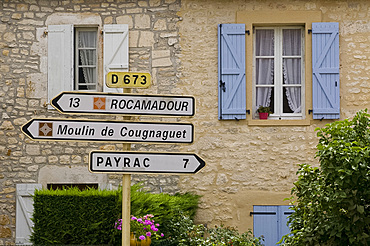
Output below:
[20,69,204,246]
[121,88,131,246]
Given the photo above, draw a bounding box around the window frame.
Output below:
[237,11,322,126]
[74,27,99,91]
[253,26,305,120]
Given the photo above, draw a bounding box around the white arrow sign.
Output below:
[89,151,206,174]
[51,92,195,116]
[22,119,193,144]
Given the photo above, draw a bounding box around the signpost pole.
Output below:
[122,165,131,246]
[122,88,131,246]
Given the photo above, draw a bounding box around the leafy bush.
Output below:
[156,212,263,246]
[178,223,263,246]
[282,110,370,245]
[130,184,200,227]
[123,184,200,245]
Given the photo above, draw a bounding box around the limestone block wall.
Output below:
[176,0,370,233]
[1,0,370,244]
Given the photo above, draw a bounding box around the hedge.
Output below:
[31,184,200,245]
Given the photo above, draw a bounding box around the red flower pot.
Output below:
[258,112,269,120]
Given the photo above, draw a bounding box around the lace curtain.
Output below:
[78,31,97,88]
[255,29,274,109]
[283,29,301,113]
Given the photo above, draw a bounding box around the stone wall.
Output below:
[0,1,182,244]
[1,0,370,244]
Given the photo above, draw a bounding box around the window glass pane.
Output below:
[283,29,301,56]
[255,29,274,56]
[76,29,97,91]
[79,50,96,65]
[256,87,274,113]
[78,31,96,48]
[256,58,274,85]
[78,67,96,90]
[283,87,301,113]
[283,58,301,85]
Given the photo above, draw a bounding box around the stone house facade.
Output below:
[1,0,369,245]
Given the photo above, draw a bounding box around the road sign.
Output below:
[51,92,195,116]
[89,151,206,174]
[22,118,193,144]
[106,72,151,88]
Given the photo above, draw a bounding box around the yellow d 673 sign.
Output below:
[106,72,151,88]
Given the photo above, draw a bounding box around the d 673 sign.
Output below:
[106,72,151,88]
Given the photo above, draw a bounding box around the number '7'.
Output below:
[183,159,189,168]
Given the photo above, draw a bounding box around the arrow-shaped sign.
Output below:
[89,151,206,174]
[51,91,195,116]
[22,118,193,144]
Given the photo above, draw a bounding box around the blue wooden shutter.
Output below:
[253,205,292,245]
[253,206,278,245]
[218,24,246,120]
[312,22,340,119]
[278,206,293,242]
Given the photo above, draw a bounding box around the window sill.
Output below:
[247,118,311,126]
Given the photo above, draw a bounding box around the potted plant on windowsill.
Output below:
[257,105,272,120]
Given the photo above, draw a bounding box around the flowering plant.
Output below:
[115,214,164,241]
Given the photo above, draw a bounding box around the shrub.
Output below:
[282,110,370,246]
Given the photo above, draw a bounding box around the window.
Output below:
[47,183,99,190]
[47,24,129,105]
[75,27,98,91]
[254,27,304,119]
[218,11,340,122]
[252,205,293,245]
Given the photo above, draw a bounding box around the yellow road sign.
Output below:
[106,72,151,88]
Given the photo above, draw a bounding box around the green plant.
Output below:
[178,223,263,246]
[157,210,198,245]
[282,109,370,246]
[256,105,272,114]
[129,184,200,232]
[115,214,164,241]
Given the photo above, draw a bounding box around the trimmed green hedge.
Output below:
[31,188,120,245]
[31,185,200,245]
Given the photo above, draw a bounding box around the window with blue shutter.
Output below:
[252,205,293,245]
[312,22,340,119]
[218,24,246,120]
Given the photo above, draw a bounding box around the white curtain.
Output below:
[283,29,301,113]
[78,31,96,87]
[255,30,274,109]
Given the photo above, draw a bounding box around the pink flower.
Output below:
[151,225,158,231]
[131,216,137,221]
[146,232,151,237]
[139,235,145,240]
[161,233,164,237]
